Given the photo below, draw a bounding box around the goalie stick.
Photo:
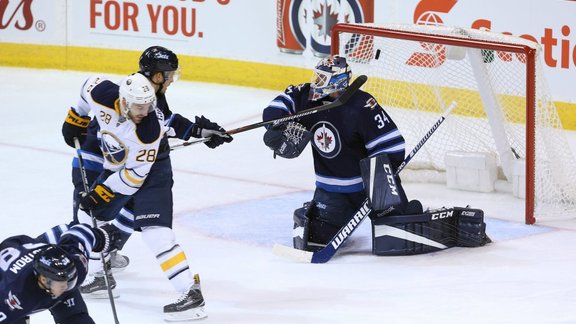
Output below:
[74,138,121,324]
[170,75,368,150]
[272,101,458,263]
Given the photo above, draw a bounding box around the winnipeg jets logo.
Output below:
[6,291,23,310]
[316,130,333,150]
[311,121,341,159]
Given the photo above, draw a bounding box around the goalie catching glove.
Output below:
[191,115,233,149]
[62,108,91,148]
[263,122,312,159]
[78,184,115,211]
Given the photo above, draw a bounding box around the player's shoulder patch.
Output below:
[286,83,309,94]
[353,90,379,110]
[135,111,161,144]
[91,80,119,110]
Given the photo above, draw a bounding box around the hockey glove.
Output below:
[62,108,91,148]
[263,122,312,159]
[192,115,234,149]
[78,184,115,211]
[92,224,123,254]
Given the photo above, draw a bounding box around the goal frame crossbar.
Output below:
[331,23,538,224]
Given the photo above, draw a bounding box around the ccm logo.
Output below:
[431,210,454,220]
[382,163,398,196]
[461,210,476,217]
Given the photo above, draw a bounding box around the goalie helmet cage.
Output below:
[331,23,576,224]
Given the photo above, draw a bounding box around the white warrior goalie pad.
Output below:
[371,207,491,256]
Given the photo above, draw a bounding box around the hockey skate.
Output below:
[109,250,130,273]
[80,271,119,299]
[164,274,207,321]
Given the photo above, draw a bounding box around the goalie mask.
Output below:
[309,55,351,101]
[119,73,157,122]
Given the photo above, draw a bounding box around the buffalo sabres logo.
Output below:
[100,131,128,165]
[311,121,341,159]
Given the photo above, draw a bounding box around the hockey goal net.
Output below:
[331,23,576,224]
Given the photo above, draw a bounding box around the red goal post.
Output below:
[331,23,576,224]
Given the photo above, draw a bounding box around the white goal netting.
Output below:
[334,23,576,223]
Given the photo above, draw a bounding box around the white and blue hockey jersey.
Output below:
[74,76,166,196]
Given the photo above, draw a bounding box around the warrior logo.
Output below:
[101,131,128,165]
[311,121,341,159]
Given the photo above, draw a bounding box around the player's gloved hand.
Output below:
[78,184,115,212]
[192,115,233,149]
[62,108,91,148]
[93,224,123,254]
[263,122,312,159]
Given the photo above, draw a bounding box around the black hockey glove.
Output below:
[78,184,115,212]
[192,115,233,149]
[92,224,123,254]
[263,122,312,159]
[62,108,91,148]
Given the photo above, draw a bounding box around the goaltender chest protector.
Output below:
[303,91,387,178]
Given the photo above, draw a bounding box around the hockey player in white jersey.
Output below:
[68,72,231,321]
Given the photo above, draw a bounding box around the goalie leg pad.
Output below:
[293,201,336,252]
[360,154,409,215]
[372,212,457,256]
[308,189,370,245]
[455,207,491,247]
[371,206,490,255]
[293,191,364,252]
[292,203,312,251]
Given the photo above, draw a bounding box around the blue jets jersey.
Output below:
[0,224,96,323]
[263,83,405,193]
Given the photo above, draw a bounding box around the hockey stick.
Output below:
[272,101,457,263]
[74,138,121,324]
[170,75,368,150]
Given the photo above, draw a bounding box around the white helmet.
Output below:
[118,73,156,118]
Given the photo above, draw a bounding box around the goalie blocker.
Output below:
[360,154,490,256]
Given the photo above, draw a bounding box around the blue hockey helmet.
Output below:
[33,245,78,295]
[139,46,180,82]
[309,55,351,101]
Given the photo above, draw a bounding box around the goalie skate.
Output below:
[164,274,207,321]
[80,271,119,299]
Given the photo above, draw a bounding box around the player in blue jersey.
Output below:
[0,223,116,324]
[60,47,231,321]
[262,55,419,252]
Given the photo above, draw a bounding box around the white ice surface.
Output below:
[0,67,575,324]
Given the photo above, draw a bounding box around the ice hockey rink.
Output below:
[1,67,576,324]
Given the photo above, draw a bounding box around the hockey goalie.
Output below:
[360,154,492,256]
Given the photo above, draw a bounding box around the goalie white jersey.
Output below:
[74,75,165,196]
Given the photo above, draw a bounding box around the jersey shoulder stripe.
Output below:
[135,110,162,144]
[91,80,121,114]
